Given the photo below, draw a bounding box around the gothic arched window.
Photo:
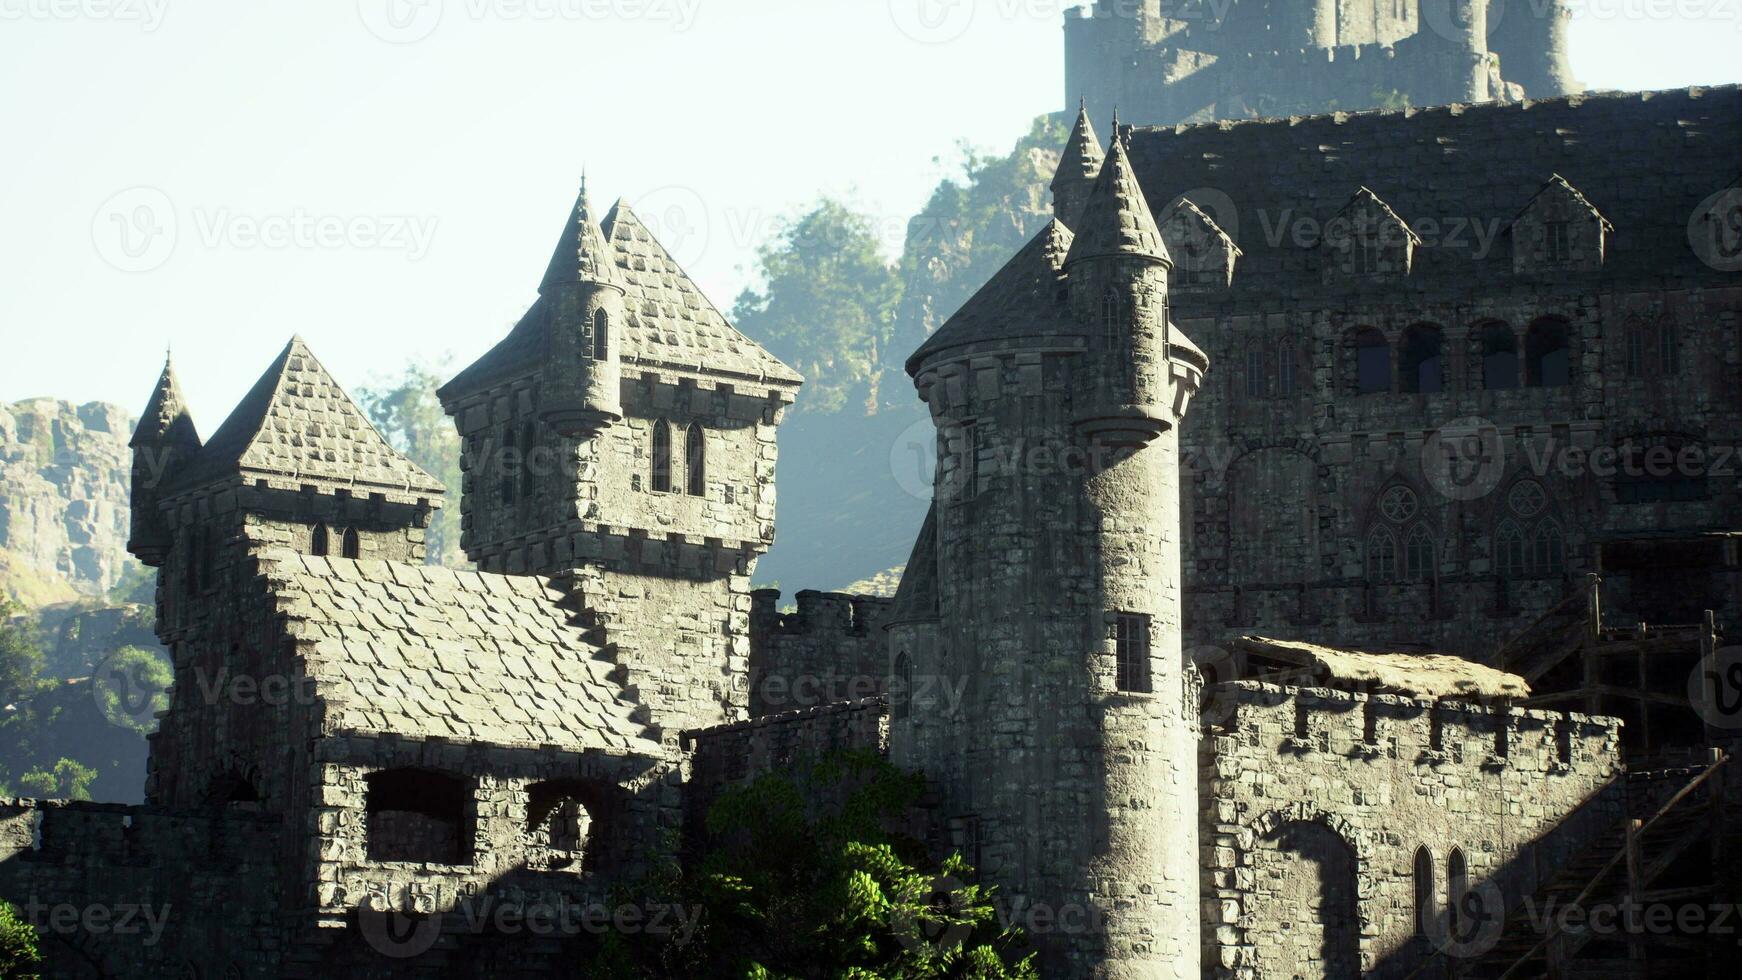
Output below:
[341,528,361,560]
[1531,522,1565,575]
[1497,479,1564,577]
[1413,846,1435,939]
[1100,287,1124,345]
[1495,520,1526,578]
[1277,338,1299,397]
[1659,320,1680,375]
[685,423,705,497]
[1366,527,1398,581]
[592,309,610,361]
[650,419,672,493]
[1448,847,1470,943]
[1405,524,1437,581]
[311,523,330,558]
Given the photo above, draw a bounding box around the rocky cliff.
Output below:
[0,398,137,604]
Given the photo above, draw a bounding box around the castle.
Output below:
[2,83,1739,980]
[1065,0,1580,125]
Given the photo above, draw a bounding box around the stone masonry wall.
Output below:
[0,799,282,978]
[748,589,894,718]
[1200,680,1625,979]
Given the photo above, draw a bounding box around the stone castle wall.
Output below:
[681,698,889,832]
[0,799,282,978]
[748,589,894,718]
[1200,681,1625,978]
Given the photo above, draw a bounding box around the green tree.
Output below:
[733,200,903,416]
[0,899,42,980]
[17,758,96,801]
[89,645,171,734]
[590,752,1034,979]
[358,359,465,567]
[0,598,45,711]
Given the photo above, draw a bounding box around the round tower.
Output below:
[897,127,1207,977]
[538,178,625,438]
[127,354,201,567]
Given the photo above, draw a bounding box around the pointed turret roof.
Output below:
[167,337,445,499]
[130,355,200,450]
[907,219,1075,373]
[1063,135,1170,267]
[1050,101,1105,192]
[540,177,622,294]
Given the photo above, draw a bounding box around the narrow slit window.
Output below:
[592,309,610,361]
[341,528,361,560]
[685,423,705,497]
[650,419,672,493]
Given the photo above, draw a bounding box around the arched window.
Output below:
[1277,338,1299,397]
[1366,527,1398,581]
[1244,348,1267,398]
[1447,847,1469,943]
[1525,318,1570,388]
[1531,522,1565,575]
[891,652,914,721]
[519,420,538,500]
[1404,524,1437,581]
[685,423,705,497]
[1354,327,1390,394]
[1495,520,1526,578]
[1400,324,1444,394]
[311,523,330,558]
[1100,287,1124,344]
[341,528,361,560]
[1625,320,1649,378]
[1659,321,1680,375]
[592,309,610,361]
[1481,322,1519,390]
[1413,846,1435,939]
[650,419,672,493]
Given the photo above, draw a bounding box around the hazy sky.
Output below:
[1,0,1736,426]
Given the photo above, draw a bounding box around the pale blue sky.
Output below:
[1,0,1736,425]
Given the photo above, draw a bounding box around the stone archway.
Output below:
[1244,808,1364,979]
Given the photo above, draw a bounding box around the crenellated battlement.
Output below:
[748,589,894,718]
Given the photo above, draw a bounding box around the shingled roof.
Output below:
[1124,85,1742,289]
[441,193,801,400]
[540,178,623,294]
[131,355,200,450]
[1050,102,1105,192]
[262,552,662,753]
[888,504,939,625]
[1064,135,1171,268]
[908,219,1075,372]
[167,337,445,500]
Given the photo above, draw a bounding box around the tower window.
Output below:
[341,527,361,560]
[1659,321,1680,375]
[1447,847,1470,943]
[1545,220,1571,263]
[1626,323,1647,377]
[1400,324,1444,394]
[1100,287,1124,345]
[650,419,672,493]
[1114,613,1152,693]
[891,652,914,720]
[1366,527,1398,581]
[1277,340,1298,397]
[1404,524,1437,581]
[365,768,471,865]
[592,309,610,361]
[311,523,330,558]
[1353,328,1390,395]
[1413,847,1435,939]
[1481,321,1519,390]
[685,423,705,497]
[1244,349,1266,398]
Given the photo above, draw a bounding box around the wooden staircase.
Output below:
[1463,750,1731,979]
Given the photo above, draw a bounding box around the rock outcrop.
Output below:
[0,399,137,600]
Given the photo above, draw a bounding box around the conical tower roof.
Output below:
[167,336,445,499]
[539,177,622,295]
[1050,102,1105,192]
[130,354,201,450]
[1063,134,1170,267]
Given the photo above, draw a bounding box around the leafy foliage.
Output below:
[17,758,97,801]
[733,200,903,416]
[357,359,465,567]
[0,598,46,711]
[588,752,1034,979]
[0,900,41,980]
[88,645,171,734]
